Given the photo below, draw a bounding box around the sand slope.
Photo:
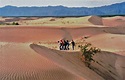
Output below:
[30,44,104,80]
[1,26,125,42]
[102,16,125,27]
[0,42,84,80]
[88,16,103,25]
[86,33,125,52]
[91,51,125,80]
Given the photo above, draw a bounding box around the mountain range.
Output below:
[0,2,125,16]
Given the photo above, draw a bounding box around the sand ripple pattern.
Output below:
[0,43,82,80]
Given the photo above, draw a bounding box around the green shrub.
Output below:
[12,22,19,25]
[80,43,101,67]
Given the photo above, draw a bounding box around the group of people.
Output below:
[58,39,75,50]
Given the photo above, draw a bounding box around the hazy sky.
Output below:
[0,0,125,7]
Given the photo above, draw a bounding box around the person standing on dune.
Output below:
[71,40,75,50]
[66,40,70,50]
[64,40,67,50]
[58,41,61,50]
[60,39,64,50]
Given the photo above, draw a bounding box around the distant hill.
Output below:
[0,2,125,16]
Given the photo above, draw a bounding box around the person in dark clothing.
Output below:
[66,40,70,50]
[60,39,64,50]
[71,40,75,50]
[64,40,67,50]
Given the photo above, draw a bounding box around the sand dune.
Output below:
[0,26,108,42]
[85,32,125,80]
[30,44,125,80]
[0,16,125,80]
[65,26,125,40]
[86,33,125,52]
[1,26,125,42]
[91,51,125,80]
[0,27,70,42]
[30,44,104,80]
[0,42,124,80]
[87,15,125,27]
[88,16,103,25]
[0,42,84,80]
[102,16,125,27]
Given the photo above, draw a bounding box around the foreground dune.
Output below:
[0,42,105,80]
[30,44,104,80]
[0,42,124,80]
[0,42,84,80]
[31,43,125,80]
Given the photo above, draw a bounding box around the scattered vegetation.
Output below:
[0,22,19,25]
[79,43,101,67]
[12,22,19,25]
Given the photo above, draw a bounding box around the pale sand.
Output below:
[86,33,125,52]
[17,16,93,26]
[1,16,125,27]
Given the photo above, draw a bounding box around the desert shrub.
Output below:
[12,22,19,25]
[79,43,101,67]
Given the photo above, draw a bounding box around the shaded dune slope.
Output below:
[91,51,125,80]
[88,16,103,25]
